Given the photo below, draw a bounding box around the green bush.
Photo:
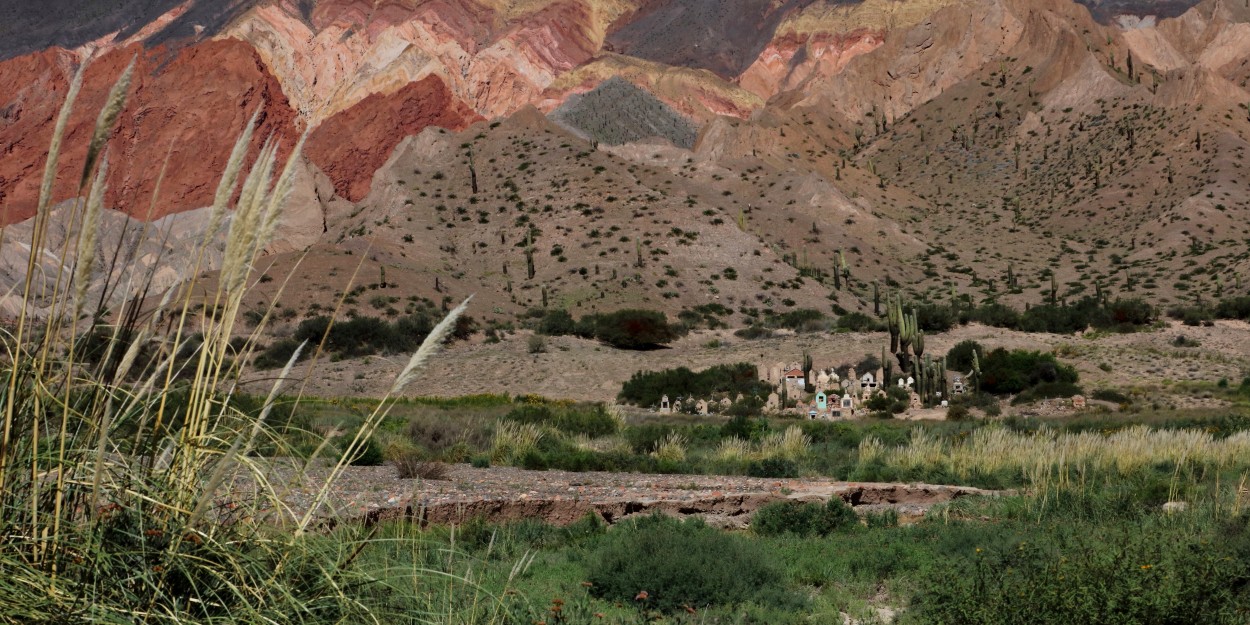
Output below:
[585,309,675,349]
[752,497,858,537]
[834,312,877,332]
[587,514,787,612]
[907,517,1250,624]
[619,363,769,407]
[945,339,984,373]
[980,348,1078,395]
[341,436,384,466]
[537,309,576,335]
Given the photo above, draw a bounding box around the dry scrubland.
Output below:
[264,319,1250,405]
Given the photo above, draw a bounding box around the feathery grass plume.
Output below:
[79,56,134,193]
[295,297,476,535]
[36,61,86,219]
[491,421,546,463]
[760,425,810,460]
[253,133,308,256]
[716,436,753,462]
[187,341,306,528]
[72,153,107,319]
[652,431,688,463]
[390,296,472,396]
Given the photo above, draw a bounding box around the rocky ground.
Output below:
[232,463,994,530]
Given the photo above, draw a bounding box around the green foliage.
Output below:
[836,312,881,332]
[587,514,787,613]
[945,339,984,373]
[720,414,771,442]
[255,306,448,368]
[907,514,1250,624]
[537,309,576,335]
[979,348,1079,395]
[618,363,769,407]
[581,309,676,349]
[752,497,858,537]
[972,297,1156,334]
[767,308,829,332]
[504,402,618,438]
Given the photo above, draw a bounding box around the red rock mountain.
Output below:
[2,0,1249,315]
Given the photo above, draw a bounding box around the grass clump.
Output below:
[752,496,858,537]
[587,514,791,613]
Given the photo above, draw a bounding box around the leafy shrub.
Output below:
[734,325,773,339]
[618,363,770,407]
[908,518,1250,624]
[340,436,384,466]
[721,415,770,442]
[945,339,984,373]
[970,302,1020,328]
[584,309,675,349]
[587,514,786,612]
[537,309,575,335]
[836,312,880,332]
[979,349,1078,395]
[752,497,858,537]
[1091,388,1130,404]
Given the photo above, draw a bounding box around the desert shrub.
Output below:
[393,454,450,480]
[752,497,858,537]
[836,311,880,331]
[979,349,1078,395]
[587,514,787,612]
[584,309,675,349]
[946,404,971,421]
[970,301,1021,328]
[1171,334,1201,348]
[914,302,958,332]
[1010,381,1084,405]
[406,414,491,454]
[618,363,769,407]
[1214,296,1250,320]
[945,339,984,373]
[768,308,829,332]
[1167,305,1214,326]
[1091,388,1131,404]
[734,325,773,339]
[526,334,546,353]
[537,309,575,335]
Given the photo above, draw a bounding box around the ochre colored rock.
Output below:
[306,75,481,202]
[0,39,299,224]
